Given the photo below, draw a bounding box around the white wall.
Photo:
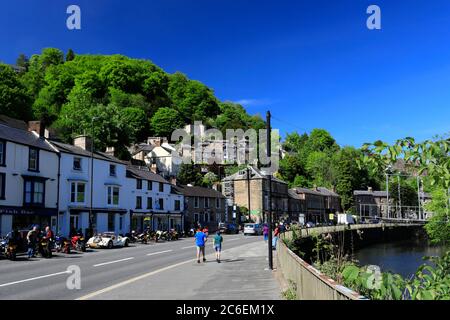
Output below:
[0,140,59,236]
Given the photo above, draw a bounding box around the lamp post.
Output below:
[89,117,98,238]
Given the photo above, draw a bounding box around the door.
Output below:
[70,215,80,232]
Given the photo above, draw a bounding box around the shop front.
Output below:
[130,211,153,233]
[0,205,58,236]
[152,212,183,232]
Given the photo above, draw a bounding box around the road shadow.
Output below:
[220,258,245,263]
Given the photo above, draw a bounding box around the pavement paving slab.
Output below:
[87,240,281,300]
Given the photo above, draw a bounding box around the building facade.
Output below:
[176,185,226,231]
[126,165,184,233]
[51,137,130,237]
[0,121,59,236]
[222,166,289,223]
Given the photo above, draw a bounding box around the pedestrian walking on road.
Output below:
[213,231,223,263]
[195,228,207,264]
[263,224,269,242]
[26,226,38,258]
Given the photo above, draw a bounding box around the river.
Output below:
[354,239,449,278]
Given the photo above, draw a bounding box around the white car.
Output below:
[244,223,262,236]
[87,232,130,249]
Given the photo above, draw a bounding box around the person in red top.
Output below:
[43,226,54,241]
[272,225,280,249]
[202,227,209,238]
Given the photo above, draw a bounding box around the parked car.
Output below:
[305,221,315,228]
[219,223,239,234]
[87,232,129,249]
[243,223,263,236]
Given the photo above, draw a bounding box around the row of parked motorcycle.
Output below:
[0,231,87,261]
[126,228,182,244]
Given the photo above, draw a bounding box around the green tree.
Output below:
[119,107,149,143]
[16,54,29,72]
[66,49,75,62]
[150,107,184,137]
[203,172,218,187]
[424,188,450,244]
[0,64,32,120]
[177,162,204,186]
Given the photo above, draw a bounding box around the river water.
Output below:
[354,240,449,278]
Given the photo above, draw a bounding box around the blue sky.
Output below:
[1,0,449,146]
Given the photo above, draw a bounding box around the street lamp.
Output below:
[89,116,99,238]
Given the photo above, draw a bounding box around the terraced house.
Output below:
[0,118,59,236]
[176,185,226,231]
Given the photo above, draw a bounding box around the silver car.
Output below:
[243,223,262,236]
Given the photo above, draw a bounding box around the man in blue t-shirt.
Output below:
[195,228,207,263]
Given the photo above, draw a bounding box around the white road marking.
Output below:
[182,245,196,249]
[77,258,196,300]
[146,250,172,256]
[0,271,70,288]
[227,238,240,241]
[93,257,134,267]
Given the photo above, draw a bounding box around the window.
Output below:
[24,179,45,206]
[216,197,221,209]
[0,140,5,166]
[0,173,5,199]
[70,182,86,203]
[204,213,209,223]
[174,200,181,211]
[73,157,82,171]
[136,196,142,209]
[157,198,164,210]
[107,186,120,205]
[216,213,221,223]
[147,181,152,190]
[205,197,210,208]
[147,197,153,209]
[194,197,199,208]
[28,148,39,171]
[194,213,199,223]
[109,164,116,177]
[159,182,164,192]
[108,214,115,231]
[136,179,142,190]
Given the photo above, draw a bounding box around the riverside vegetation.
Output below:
[284,226,450,300]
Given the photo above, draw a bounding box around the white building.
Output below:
[125,165,184,232]
[131,137,182,179]
[0,121,59,236]
[51,137,130,237]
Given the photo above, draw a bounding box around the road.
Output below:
[0,234,273,300]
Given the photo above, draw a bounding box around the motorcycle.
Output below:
[137,231,149,244]
[55,235,71,254]
[0,238,18,260]
[168,229,179,241]
[38,238,53,258]
[187,228,195,237]
[71,234,86,252]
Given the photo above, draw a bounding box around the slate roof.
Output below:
[50,140,126,165]
[175,185,225,198]
[291,187,323,196]
[0,122,56,153]
[222,165,287,184]
[126,165,168,183]
[316,187,340,197]
[354,190,432,199]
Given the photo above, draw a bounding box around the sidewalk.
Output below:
[91,239,282,300]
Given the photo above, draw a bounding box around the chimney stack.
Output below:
[73,135,93,151]
[150,163,158,174]
[105,146,115,157]
[28,121,46,138]
[170,177,177,186]
[368,187,373,193]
